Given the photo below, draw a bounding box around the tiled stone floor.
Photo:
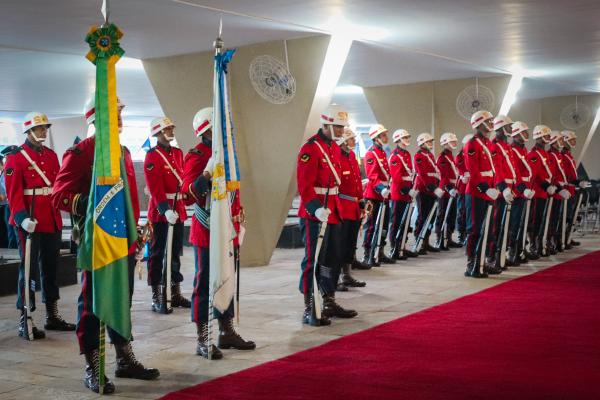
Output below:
[0,236,598,399]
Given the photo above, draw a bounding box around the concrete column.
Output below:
[143,35,347,266]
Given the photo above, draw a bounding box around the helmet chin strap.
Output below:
[165,134,175,142]
[29,130,46,143]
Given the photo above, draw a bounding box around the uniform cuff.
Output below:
[444,184,454,192]
[305,199,322,216]
[516,183,527,193]
[426,184,436,192]
[13,210,27,226]
[477,183,489,193]
[400,186,410,195]
[497,181,508,192]
[541,181,550,190]
[375,183,386,194]
[157,201,170,215]
[193,175,211,198]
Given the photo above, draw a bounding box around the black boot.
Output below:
[457,232,467,247]
[447,232,462,248]
[435,233,449,251]
[484,256,502,275]
[389,245,406,260]
[570,239,580,246]
[361,248,376,268]
[464,257,488,278]
[150,285,167,314]
[404,248,418,257]
[425,232,439,253]
[84,350,115,394]
[217,318,256,350]
[44,301,75,331]
[351,258,372,270]
[378,248,395,264]
[196,322,223,359]
[171,282,191,308]
[506,247,520,266]
[336,281,349,292]
[341,263,366,287]
[18,312,45,340]
[322,294,357,319]
[302,292,331,326]
[114,342,160,380]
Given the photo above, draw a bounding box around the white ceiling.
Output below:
[1,0,600,123]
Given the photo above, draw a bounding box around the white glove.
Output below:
[485,188,500,200]
[165,209,179,225]
[524,188,535,199]
[434,187,444,198]
[203,157,215,176]
[449,188,458,198]
[502,188,514,203]
[21,218,37,233]
[460,175,469,184]
[579,181,592,189]
[559,189,571,199]
[381,188,390,199]
[546,185,557,195]
[315,207,331,223]
[408,188,418,199]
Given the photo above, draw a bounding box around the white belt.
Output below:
[315,187,339,195]
[449,179,457,184]
[506,179,515,184]
[480,171,493,177]
[426,173,440,178]
[522,177,530,182]
[401,176,412,181]
[379,180,390,185]
[23,187,52,196]
[166,193,178,199]
[559,181,566,186]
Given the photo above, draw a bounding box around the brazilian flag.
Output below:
[77,23,137,340]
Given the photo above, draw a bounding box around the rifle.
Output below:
[478,203,493,274]
[541,197,553,256]
[560,198,567,250]
[23,190,36,340]
[440,196,454,248]
[370,200,386,264]
[499,202,512,269]
[395,200,414,258]
[161,185,180,314]
[519,199,531,259]
[566,190,584,245]
[413,198,438,253]
[312,174,333,322]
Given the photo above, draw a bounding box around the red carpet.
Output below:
[163,252,600,400]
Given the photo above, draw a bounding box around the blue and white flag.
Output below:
[208,48,239,313]
[141,137,151,152]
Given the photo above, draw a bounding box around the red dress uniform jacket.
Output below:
[511,143,534,199]
[437,149,458,198]
[413,149,440,195]
[527,145,553,200]
[490,138,517,193]
[182,139,211,247]
[338,149,363,221]
[181,139,244,248]
[144,144,188,223]
[464,134,496,200]
[296,130,341,224]
[53,136,140,221]
[561,149,578,196]
[455,149,467,195]
[363,144,391,200]
[4,140,62,233]
[389,147,413,202]
[548,147,568,201]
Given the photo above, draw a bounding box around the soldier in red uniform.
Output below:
[464,111,500,278]
[527,125,556,259]
[485,115,518,272]
[362,124,395,266]
[561,130,589,248]
[455,134,473,246]
[434,132,461,250]
[52,98,159,394]
[296,105,357,326]
[410,132,443,255]
[546,131,572,253]
[144,116,190,313]
[183,107,255,359]
[508,122,536,264]
[388,129,418,259]
[335,127,366,291]
[4,112,75,341]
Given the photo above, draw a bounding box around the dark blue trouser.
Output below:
[388,200,410,246]
[147,222,184,286]
[529,198,548,238]
[508,197,525,250]
[190,246,235,323]
[341,219,361,264]
[76,254,135,353]
[465,195,491,260]
[435,196,456,236]
[299,218,342,296]
[15,229,61,312]
[363,199,390,250]
[415,193,436,241]
[455,194,467,235]
[5,205,18,248]
[488,197,507,257]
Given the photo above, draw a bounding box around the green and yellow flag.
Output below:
[77,23,137,339]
